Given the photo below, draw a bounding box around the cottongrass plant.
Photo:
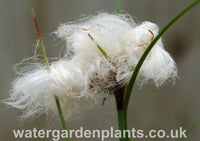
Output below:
[5,0,200,141]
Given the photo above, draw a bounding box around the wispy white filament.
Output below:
[6,13,177,120]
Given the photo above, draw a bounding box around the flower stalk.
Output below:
[115,0,120,15]
[32,8,70,141]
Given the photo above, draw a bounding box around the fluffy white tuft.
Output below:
[6,13,177,120]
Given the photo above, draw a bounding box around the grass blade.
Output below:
[123,0,200,128]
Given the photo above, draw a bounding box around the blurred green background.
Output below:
[0,0,200,140]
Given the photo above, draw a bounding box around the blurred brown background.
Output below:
[0,0,200,141]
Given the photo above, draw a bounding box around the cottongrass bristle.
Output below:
[5,13,177,120]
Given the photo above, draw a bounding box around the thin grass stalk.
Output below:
[123,2,200,141]
[32,8,70,141]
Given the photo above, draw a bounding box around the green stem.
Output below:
[55,96,70,141]
[114,1,131,140]
[88,33,111,60]
[115,0,120,15]
[123,0,200,122]
[115,87,132,141]
[40,43,50,70]
[32,8,70,141]
[117,110,127,141]
[117,109,132,141]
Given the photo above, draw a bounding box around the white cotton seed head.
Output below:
[6,13,177,120]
